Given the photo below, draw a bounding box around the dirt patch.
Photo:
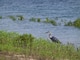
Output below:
[0,52,70,60]
[0,52,36,60]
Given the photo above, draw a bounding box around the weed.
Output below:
[17,15,24,21]
[8,16,16,21]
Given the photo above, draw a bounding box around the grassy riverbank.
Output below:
[0,31,80,60]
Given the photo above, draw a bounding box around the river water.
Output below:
[0,0,80,47]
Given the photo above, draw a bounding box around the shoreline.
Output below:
[0,31,80,60]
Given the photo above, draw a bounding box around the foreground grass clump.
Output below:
[0,31,80,60]
[32,40,80,60]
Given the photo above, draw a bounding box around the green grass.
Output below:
[0,31,80,60]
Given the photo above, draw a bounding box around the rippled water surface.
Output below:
[0,0,80,47]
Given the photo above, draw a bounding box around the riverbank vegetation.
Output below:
[0,15,80,28]
[0,31,80,60]
[29,17,80,28]
[29,17,57,26]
